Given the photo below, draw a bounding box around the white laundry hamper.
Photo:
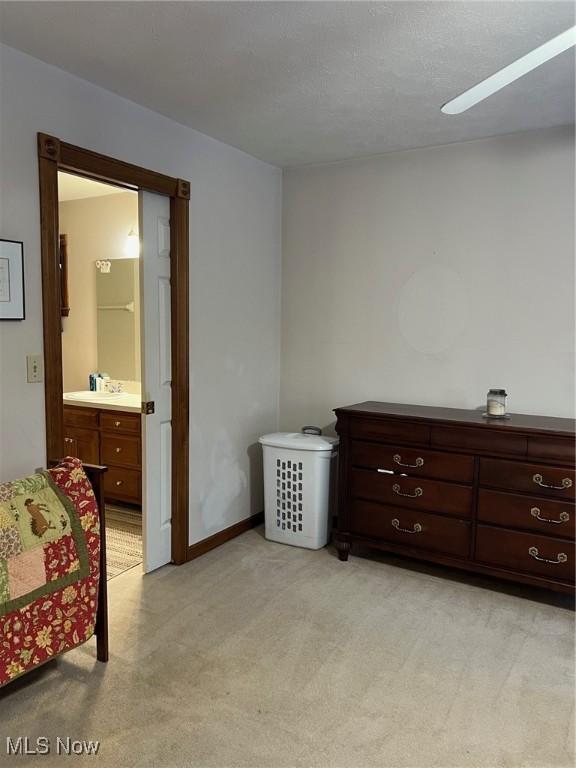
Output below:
[259,431,339,549]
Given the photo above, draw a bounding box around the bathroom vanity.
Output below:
[63,392,142,507]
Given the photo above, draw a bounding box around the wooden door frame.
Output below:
[37,133,189,565]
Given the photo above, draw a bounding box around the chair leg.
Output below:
[84,464,109,663]
[96,620,109,663]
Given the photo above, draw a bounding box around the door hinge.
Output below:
[142,401,155,415]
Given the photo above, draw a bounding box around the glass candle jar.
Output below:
[486,389,507,417]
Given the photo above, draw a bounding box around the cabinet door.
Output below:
[63,434,78,456]
[63,426,99,464]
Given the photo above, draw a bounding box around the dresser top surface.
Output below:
[334,401,575,436]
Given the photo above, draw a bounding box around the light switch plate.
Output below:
[27,354,43,383]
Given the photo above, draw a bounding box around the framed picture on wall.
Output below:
[0,239,25,320]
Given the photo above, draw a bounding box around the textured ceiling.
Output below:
[1,2,574,167]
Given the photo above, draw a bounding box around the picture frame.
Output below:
[59,234,70,317]
[0,239,25,320]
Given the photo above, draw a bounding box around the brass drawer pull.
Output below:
[114,420,121,427]
[393,454,424,468]
[392,518,422,534]
[530,507,570,524]
[115,447,122,453]
[115,480,123,486]
[528,546,567,565]
[532,473,572,490]
[392,483,423,498]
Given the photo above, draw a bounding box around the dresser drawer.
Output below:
[478,489,575,539]
[476,525,574,583]
[480,458,575,500]
[351,441,474,483]
[527,436,575,464]
[349,418,430,446]
[350,500,470,558]
[104,466,141,503]
[101,433,141,468]
[351,468,472,517]
[431,426,526,456]
[63,405,99,428]
[100,411,141,435]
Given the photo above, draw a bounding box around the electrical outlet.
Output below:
[26,355,43,383]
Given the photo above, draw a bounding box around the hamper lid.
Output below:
[258,432,338,451]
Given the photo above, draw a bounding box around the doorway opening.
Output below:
[59,172,143,579]
[38,133,190,569]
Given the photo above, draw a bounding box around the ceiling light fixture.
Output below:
[441,26,576,115]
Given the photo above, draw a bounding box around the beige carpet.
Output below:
[1,528,573,768]
[105,504,142,580]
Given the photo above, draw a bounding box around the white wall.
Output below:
[0,45,282,545]
[281,127,575,430]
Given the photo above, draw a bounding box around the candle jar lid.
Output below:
[488,389,507,396]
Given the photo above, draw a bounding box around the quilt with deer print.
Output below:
[0,458,101,686]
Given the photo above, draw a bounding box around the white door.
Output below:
[139,191,172,572]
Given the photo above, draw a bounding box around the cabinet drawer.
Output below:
[351,468,472,517]
[350,500,470,558]
[101,433,141,468]
[100,411,141,435]
[351,441,474,483]
[104,467,141,503]
[63,405,99,428]
[476,525,574,583]
[480,458,575,500]
[527,436,575,464]
[431,426,526,456]
[478,489,575,539]
[349,418,430,446]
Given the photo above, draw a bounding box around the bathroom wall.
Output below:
[59,190,139,391]
[0,44,282,547]
[281,126,575,428]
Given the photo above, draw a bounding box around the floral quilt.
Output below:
[0,458,101,686]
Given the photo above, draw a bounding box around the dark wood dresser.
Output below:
[334,402,575,593]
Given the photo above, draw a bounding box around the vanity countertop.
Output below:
[63,391,141,413]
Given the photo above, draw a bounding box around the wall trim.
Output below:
[187,512,264,561]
